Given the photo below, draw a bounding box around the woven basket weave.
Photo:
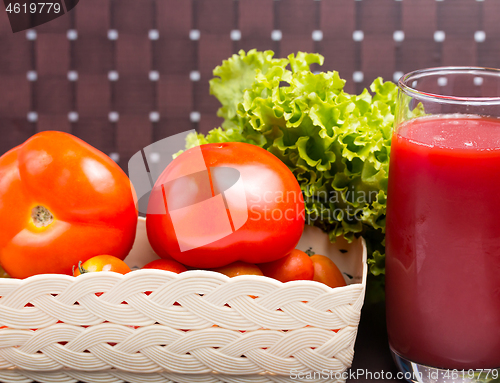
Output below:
[0,219,367,383]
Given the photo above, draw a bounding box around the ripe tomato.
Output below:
[0,131,138,278]
[259,249,314,283]
[73,255,131,276]
[142,259,187,273]
[210,261,263,277]
[146,142,304,268]
[0,265,8,278]
[310,254,346,288]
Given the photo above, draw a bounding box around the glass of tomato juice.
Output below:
[386,67,500,382]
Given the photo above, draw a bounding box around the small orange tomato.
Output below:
[259,249,314,283]
[73,255,131,276]
[211,261,263,277]
[310,254,346,288]
[142,259,187,273]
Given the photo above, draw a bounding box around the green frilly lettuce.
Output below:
[188,49,397,300]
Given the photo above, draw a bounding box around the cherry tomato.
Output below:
[142,259,187,273]
[146,142,305,268]
[310,254,346,288]
[0,131,138,278]
[259,249,314,283]
[73,255,131,276]
[211,261,263,277]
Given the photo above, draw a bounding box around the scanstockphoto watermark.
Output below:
[247,187,373,223]
[304,187,380,206]
[248,202,366,224]
[248,186,379,206]
[290,368,423,381]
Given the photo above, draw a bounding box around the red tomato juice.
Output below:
[386,115,500,369]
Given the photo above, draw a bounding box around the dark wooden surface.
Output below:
[348,302,405,383]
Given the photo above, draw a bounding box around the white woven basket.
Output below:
[0,218,367,383]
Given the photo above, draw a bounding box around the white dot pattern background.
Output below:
[0,0,498,170]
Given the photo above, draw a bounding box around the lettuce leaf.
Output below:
[189,49,398,300]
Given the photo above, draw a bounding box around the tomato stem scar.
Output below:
[31,205,54,228]
[77,261,88,274]
[305,247,315,256]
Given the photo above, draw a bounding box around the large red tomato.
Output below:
[146,142,305,268]
[0,131,138,278]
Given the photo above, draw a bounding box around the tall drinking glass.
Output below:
[386,67,500,382]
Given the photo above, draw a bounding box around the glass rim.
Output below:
[398,66,500,105]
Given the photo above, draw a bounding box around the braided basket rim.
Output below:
[0,226,367,381]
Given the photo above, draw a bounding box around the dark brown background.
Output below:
[0,0,499,172]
